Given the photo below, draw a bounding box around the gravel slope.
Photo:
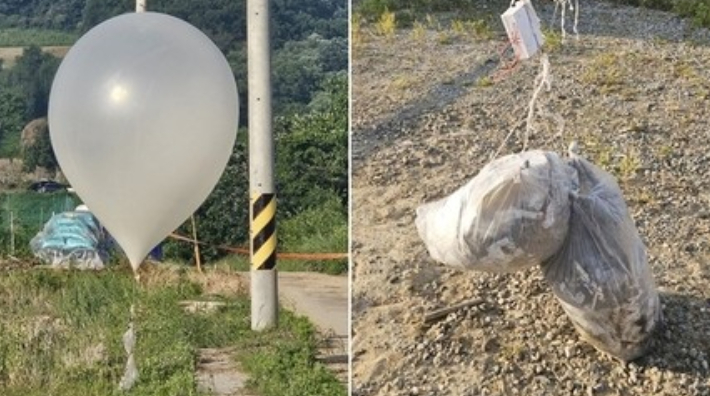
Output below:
[351,2,710,395]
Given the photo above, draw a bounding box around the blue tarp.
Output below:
[30,211,109,269]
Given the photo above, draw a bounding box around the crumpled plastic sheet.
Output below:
[542,154,662,361]
[30,211,108,269]
[415,150,662,360]
[415,150,573,272]
[118,306,138,391]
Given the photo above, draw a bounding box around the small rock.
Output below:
[482,337,499,353]
[629,370,638,384]
[565,345,575,359]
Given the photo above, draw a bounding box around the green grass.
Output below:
[0,132,21,158]
[0,266,345,396]
[0,191,78,225]
[0,191,80,257]
[240,312,345,396]
[356,0,500,21]
[258,197,348,274]
[219,254,347,276]
[606,0,710,28]
[542,27,563,52]
[0,28,78,47]
[182,195,348,275]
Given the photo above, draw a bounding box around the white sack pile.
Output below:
[541,154,662,361]
[415,150,662,361]
[415,150,573,272]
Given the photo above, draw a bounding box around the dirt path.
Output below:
[278,271,349,384]
[192,270,348,395]
[277,272,349,336]
[352,2,710,396]
[196,347,252,396]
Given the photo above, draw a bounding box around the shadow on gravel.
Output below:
[352,2,710,168]
[636,292,710,377]
[352,57,500,166]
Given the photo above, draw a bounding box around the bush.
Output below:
[275,73,348,218]
[606,0,710,28]
[355,0,499,21]
[278,194,348,274]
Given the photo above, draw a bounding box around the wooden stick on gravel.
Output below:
[423,298,485,325]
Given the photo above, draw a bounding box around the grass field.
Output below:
[0,28,77,47]
[0,191,79,256]
[0,265,345,396]
[0,28,74,69]
[0,45,70,69]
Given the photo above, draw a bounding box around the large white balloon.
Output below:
[49,12,238,270]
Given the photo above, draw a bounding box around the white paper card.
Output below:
[501,0,544,60]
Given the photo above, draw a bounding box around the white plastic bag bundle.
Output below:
[118,306,138,391]
[542,154,661,361]
[415,150,573,272]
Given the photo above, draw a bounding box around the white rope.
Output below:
[490,0,572,158]
[573,0,580,38]
[555,0,580,41]
[523,53,552,151]
[560,0,567,41]
[118,304,138,391]
[490,53,553,158]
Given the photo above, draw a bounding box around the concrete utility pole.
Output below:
[136,0,146,13]
[248,0,278,330]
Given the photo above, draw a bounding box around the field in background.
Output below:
[0,28,78,47]
[0,45,70,69]
[0,28,74,69]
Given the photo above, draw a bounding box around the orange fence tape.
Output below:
[168,233,348,261]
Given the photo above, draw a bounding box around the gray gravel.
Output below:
[351,2,710,395]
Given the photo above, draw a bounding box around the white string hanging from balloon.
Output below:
[493,0,555,158]
[523,53,552,151]
[118,304,138,391]
[553,0,580,41]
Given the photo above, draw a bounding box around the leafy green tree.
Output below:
[150,0,246,52]
[272,0,347,47]
[22,121,57,172]
[272,34,347,114]
[227,44,248,126]
[275,72,347,217]
[0,88,27,157]
[80,0,131,32]
[7,45,60,119]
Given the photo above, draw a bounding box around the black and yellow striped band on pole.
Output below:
[251,193,276,270]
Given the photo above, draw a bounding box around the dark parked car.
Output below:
[28,180,68,193]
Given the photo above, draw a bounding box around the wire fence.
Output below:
[0,191,79,256]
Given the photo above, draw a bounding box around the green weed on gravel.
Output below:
[608,0,710,28]
[374,9,396,37]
